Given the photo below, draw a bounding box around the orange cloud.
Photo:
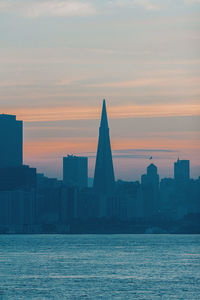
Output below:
[24,137,97,158]
[5,103,200,122]
[112,137,200,151]
[24,134,200,160]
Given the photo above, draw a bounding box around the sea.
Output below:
[0,234,199,299]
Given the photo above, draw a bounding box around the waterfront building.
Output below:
[174,158,190,183]
[141,164,159,218]
[63,155,88,188]
[0,114,23,168]
[0,165,36,191]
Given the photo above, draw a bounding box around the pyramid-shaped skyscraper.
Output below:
[93,99,115,195]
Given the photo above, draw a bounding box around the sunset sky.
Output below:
[0,0,200,180]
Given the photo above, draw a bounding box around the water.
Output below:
[0,235,200,300]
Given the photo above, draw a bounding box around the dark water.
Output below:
[0,235,200,300]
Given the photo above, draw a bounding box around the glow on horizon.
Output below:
[24,135,200,157]
[4,103,200,122]
[23,133,200,180]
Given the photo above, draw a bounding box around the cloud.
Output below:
[110,148,178,159]
[184,0,200,4]
[89,78,164,88]
[110,0,160,11]
[0,3,12,10]
[4,103,200,122]
[24,137,97,158]
[0,0,96,17]
[86,154,149,159]
[76,148,178,159]
[88,76,200,89]
[110,148,179,159]
[113,149,178,153]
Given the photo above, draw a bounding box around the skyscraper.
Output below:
[0,114,23,167]
[174,158,190,183]
[93,99,115,195]
[141,163,159,217]
[63,155,88,188]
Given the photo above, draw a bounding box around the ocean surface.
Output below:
[0,234,199,300]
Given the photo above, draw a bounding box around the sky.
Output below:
[0,0,200,181]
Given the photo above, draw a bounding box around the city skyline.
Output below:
[0,108,198,231]
[0,102,199,233]
[0,0,199,180]
[0,2,200,298]
[0,104,198,184]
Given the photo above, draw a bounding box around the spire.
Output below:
[100,99,108,129]
[93,99,115,195]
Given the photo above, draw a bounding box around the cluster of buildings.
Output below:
[0,100,199,233]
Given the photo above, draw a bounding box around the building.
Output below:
[93,99,115,195]
[0,114,37,232]
[114,180,141,220]
[0,165,36,191]
[0,114,23,168]
[174,158,190,183]
[141,164,159,218]
[0,165,37,232]
[173,159,190,219]
[159,178,176,218]
[78,187,99,220]
[0,189,36,233]
[36,174,63,226]
[63,155,88,188]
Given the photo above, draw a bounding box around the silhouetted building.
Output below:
[35,174,78,232]
[36,174,62,225]
[174,158,190,183]
[114,180,141,220]
[78,187,99,220]
[93,99,115,195]
[173,159,190,218]
[0,114,23,168]
[160,178,176,218]
[0,165,36,191]
[141,164,159,218]
[0,189,35,233]
[0,115,36,232]
[63,155,88,188]
[188,177,200,214]
[0,165,36,233]
[61,185,79,223]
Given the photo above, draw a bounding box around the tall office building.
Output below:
[63,155,88,188]
[93,99,115,195]
[0,165,36,191]
[141,163,159,217]
[0,114,23,167]
[146,163,159,186]
[174,158,190,182]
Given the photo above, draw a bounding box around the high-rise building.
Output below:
[141,163,159,217]
[63,155,88,188]
[0,189,36,233]
[0,114,23,167]
[0,165,36,191]
[93,99,115,195]
[146,163,159,186]
[174,158,190,182]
